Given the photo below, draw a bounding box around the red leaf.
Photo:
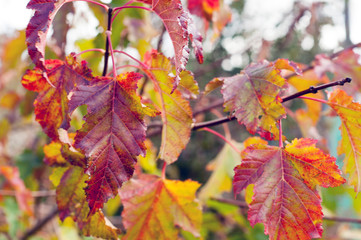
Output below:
[22,54,92,140]
[26,0,69,70]
[69,72,158,214]
[137,0,203,90]
[210,59,300,140]
[233,138,345,240]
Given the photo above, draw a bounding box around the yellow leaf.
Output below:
[327,89,361,192]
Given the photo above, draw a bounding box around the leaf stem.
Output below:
[202,127,241,154]
[75,48,105,57]
[68,0,109,10]
[102,7,113,76]
[19,208,59,240]
[161,162,167,179]
[281,77,352,103]
[113,5,152,13]
[278,120,283,148]
[297,96,329,104]
[105,31,117,78]
[111,0,136,23]
[113,50,149,69]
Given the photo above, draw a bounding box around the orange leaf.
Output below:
[21,54,92,140]
[120,174,202,239]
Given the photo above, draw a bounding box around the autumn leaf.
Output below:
[26,0,69,70]
[136,0,203,90]
[233,138,345,240]
[22,54,92,140]
[120,174,202,239]
[43,132,86,167]
[327,89,361,192]
[51,166,121,239]
[211,59,301,140]
[314,50,361,92]
[0,166,33,216]
[144,50,195,164]
[188,0,219,20]
[69,72,158,214]
[43,141,68,166]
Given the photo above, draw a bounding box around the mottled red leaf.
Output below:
[69,72,158,214]
[233,138,345,240]
[51,166,120,239]
[22,54,92,139]
[26,0,69,70]
[144,50,196,163]
[136,0,203,90]
[210,59,300,140]
[120,174,202,239]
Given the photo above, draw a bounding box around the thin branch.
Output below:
[20,208,59,240]
[191,77,351,131]
[212,197,361,224]
[344,0,352,46]
[0,190,56,197]
[102,8,113,76]
[105,31,117,77]
[282,77,351,102]
[192,115,236,131]
[323,216,361,224]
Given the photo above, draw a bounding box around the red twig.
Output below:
[202,127,241,154]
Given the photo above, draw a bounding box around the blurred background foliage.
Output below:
[1,0,361,239]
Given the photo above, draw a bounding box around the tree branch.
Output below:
[0,189,55,197]
[190,77,352,131]
[212,197,361,224]
[281,77,351,102]
[102,8,113,76]
[20,208,59,240]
